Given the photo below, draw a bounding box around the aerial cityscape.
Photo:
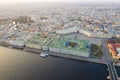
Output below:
[0,0,120,80]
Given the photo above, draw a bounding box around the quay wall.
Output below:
[0,41,106,65]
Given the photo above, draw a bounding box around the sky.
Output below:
[0,0,120,3]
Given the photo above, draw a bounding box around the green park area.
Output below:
[48,38,90,57]
[12,16,34,24]
[0,19,9,25]
[90,43,104,59]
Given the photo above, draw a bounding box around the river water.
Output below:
[0,46,108,80]
[115,66,120,77]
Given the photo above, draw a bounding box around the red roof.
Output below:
[108,43,118,56]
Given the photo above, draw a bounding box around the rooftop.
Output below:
[25,35,51,46]
[49,38,90,56]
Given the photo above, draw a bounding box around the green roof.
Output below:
[49,38,89,53]
[25,35,51,46]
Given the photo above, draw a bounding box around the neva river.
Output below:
[0,46,108,80]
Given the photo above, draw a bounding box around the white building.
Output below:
[56,27,80,34]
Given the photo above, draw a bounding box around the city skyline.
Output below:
[0,0,120,3]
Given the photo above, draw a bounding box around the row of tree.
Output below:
[91,43,103,59]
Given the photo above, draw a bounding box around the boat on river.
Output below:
[40,53,48,58]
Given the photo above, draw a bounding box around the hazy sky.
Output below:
[0,0,120,3]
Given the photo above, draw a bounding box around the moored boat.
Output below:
[40,53,48,58]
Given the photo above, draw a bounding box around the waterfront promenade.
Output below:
[24,46,106,64]
[42,50,106,64]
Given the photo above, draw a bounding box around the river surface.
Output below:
[0,46,108,80]
[115,66,120,77]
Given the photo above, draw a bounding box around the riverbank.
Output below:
[0,40,110,66]
[43,50,106,64]
[0,41,106,65]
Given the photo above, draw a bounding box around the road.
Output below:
[102,40,118,80]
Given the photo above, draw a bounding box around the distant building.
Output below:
[56,27,79,34]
